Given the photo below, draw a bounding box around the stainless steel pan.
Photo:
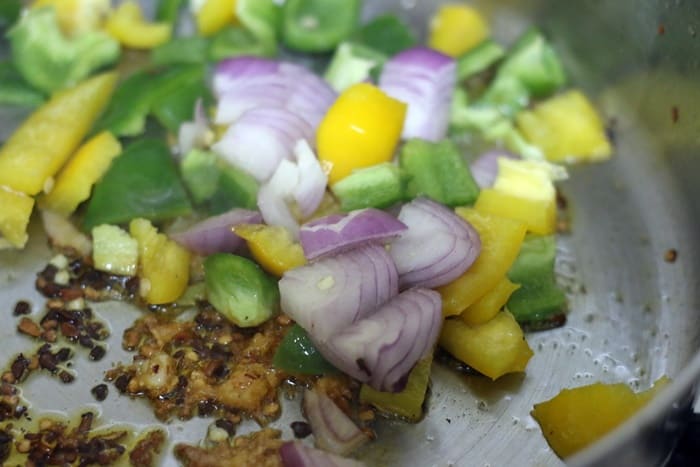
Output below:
[1,0,699,465]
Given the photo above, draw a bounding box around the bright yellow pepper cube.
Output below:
[429,4,490,57]
[232,223,306,277]
[0,186,35,249]
[130,218,190,304]
[317,83,406,185]
[475,189,556,235]
[460,277,520,326]
[439,311,533,380]
[105,1,172,49]
[0,71,117,195]
[39,131,122,216]
[517,90,612,163]
[438,208,527,316]
[532,377,669,459]
[196,0,238,37]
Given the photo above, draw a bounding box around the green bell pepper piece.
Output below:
[457,39,505,81]
[0,61,45,108]
[93,64,206,137]
[0,0,21,29]
[507,235,567,325]
[236,0,282,57]
[156,0,185,24]
[282,0,360,53]
[273,324,338,375]
[208,26,274,61]
[399,139,480,207]
[350,14,417,56]
[152,37,211,66]
[83,139,192,230]
[204,253,279,327]
[151,76,209,132]
[324,41,387,92]
[331,162,407,211]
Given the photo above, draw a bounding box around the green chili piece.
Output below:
[83,139,192,230]
[282,0,361,53]
[273,324,338,375]
[152,37,210,66]
[208,26,274,61]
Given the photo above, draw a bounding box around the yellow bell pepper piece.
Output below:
[0,186,35,249]
[428,4,490,57]
[130,218,191,304]
[438,208,527,316]
[196,0,237,37]
[460,277,520,326]
[516,90,612,163]
[39,131,122,216]
[531,377,669,458]
[105,1,172,49]
[0,71,117,196]
[317,83,406,185]
[439,311,533,380]
[474,158,557,235]
[33,0,111,35]
[359,354,433,422]
[233,223,306,277]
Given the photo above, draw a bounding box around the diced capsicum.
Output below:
[439,311,533,380]
[0,186,35,250]
[39,131,122,216]
[324,42,387,92]
[359,354,432,422]
[152,37,211,66]
[235,0,282,57]
[92,224,139,276]
[232,224,306,277]
[208,26,273,60]
[195,0,238,37]
[516,90,612,163]
[130,218,190,304]
[272,324,337,375]
[429,4,490,57]
[31,0,111,36]
[0,71,117,196]
[204,253,279,327]
[438,207,527,316]
[330,163,407,212]
[317,83,406,184]
[0,0,21,28]
[460,277,520,326]
[105,1,172,49]
[82,139,192,230]
[156,0,185,25]
[8,7,119,94]
[0,61,45,108]
[282,0,360,53]
[507,235,567,327]
[349,14,417,56]
[399,138,480,207]
[456,39,505,81]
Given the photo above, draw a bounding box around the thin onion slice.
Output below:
[302,388,369,456]
[379,47,456,142]
[169,208,262,255]
[279,244,398,342]
[212,107,312,182]
[177,99,212,156]
[389,198,480,289]
[293,140,328,218]
[257,159,300,236]
[318,288,442,392]
[40,210,92,257]
[280,442,366,467]
[300,209,407,261]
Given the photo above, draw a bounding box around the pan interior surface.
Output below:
[1,1,700,466]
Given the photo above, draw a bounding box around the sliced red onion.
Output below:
[40,210,92,257]
[279,244,398,342]
[389,198,480,289]
[302,389,369,457]
[177,99,212,156]
[169,208,262,255]
[293,139,328,219]
[257,159,301,236]
[299,209,407,261]
[379,46,456,141]
[280,442,366,467]
[213,58,337,129]
[318,288,442,392]
[469,149,519,188]
[211,107,313,182]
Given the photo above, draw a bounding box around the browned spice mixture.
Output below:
[106,307,291,424]
[130,429,167,467]
[175,428,284,467]
[665,248,678,263]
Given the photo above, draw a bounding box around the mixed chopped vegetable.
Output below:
[0,0,650,465]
